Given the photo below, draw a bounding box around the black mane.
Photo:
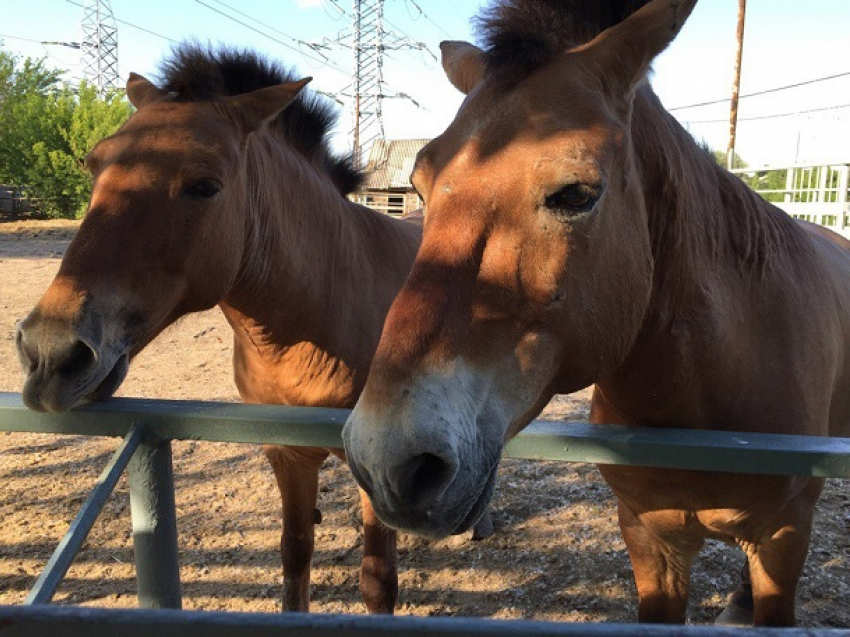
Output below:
[157,44,362,195]
[477,0,650,74]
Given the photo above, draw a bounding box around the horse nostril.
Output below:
[58,340,98,378]
[411,453,453,489]
[16,327,39,373]
[392,452,456,508]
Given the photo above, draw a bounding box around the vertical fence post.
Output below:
[838,164,850,233]
[127,438,182,609]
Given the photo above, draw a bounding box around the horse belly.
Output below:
[598,465,821,544]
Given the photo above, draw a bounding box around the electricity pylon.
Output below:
[351,0,385,167]
[316,0,429,166]
[80,0,119,95]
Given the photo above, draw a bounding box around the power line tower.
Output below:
[317,0,428,166]
[352,0,385,167]
[80,0,119,95]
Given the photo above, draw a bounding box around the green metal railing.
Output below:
[1,391,848,636]
[1,605,846,637]
[3,393,848,476]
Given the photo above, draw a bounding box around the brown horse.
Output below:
[15,45,481,613]
[343,0,850,627]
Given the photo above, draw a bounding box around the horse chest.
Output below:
[233,339,361,408]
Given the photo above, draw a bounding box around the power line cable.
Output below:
[321,0,346,21]
[326,0,437,63]
[669,70,850,111]
[0,33,68,46]
[402,0,452,38]
[65,0,178,43]
[193,0,348,73]
[201,0,333,62]
[682,102,850,125]
[326,0,349,17]
[41,43,81,70]
[0,33,81,71]
[403,0,422,21]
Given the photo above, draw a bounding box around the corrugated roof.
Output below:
[360,138,430,190]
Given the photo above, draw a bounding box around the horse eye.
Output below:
[544,183,601,216]
[184,178,221,200]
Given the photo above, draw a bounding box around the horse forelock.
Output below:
[157,43,362,195]
[476,0,651,75]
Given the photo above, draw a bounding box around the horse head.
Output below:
[17,64,310,412]
[343,0,697,538]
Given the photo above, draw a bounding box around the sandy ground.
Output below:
[0,219,847,626]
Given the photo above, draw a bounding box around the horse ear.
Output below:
[581,0,697,98]
[126,73,167,109]
[225,78,312,133]
[440,41,487,94]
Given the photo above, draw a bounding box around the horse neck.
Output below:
[220,136,419,399]
[630,87,804,320]
[595,88,816,423]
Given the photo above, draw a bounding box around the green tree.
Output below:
[711,149,748,170]
[0,47,133,218]
[709,148,787,203]
[749,170,788,203]
[27,83,132,217]
[0,49,60,102]
[0,49,63,186]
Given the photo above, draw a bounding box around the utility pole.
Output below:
[727,0,746,170]
[80,0,119,95]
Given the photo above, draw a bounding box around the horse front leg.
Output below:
[747,531,806,627]
[263,444,329,612]
[747,479,822,627]
[359,488,398,613]
[617,500,702,624]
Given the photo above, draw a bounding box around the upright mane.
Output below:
[158,44,362,195]
[477,0,650,73]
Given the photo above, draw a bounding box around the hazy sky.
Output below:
[3,0,849,166]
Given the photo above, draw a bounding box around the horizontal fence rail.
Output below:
[1,392,849,477]
[1,391,849,637]
[2,605,850,637]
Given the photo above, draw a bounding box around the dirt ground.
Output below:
[0,219,847,626]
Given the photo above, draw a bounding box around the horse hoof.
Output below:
[313,508,323,524]
[715,602,754,626]
[471,511,495,541]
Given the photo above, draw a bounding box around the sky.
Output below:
[2,0,849,167]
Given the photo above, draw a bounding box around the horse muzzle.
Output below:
[343,397,501,539]
[17,308,130,413]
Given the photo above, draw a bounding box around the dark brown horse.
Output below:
[15,46,485,613]
[343,0,850,626]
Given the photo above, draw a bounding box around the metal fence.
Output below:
[731,162,850,238]
[0,185,38,217]
[1,391,848,636]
